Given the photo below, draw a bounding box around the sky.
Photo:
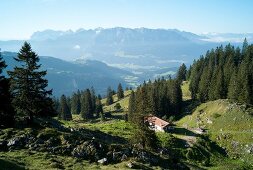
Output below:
[0,0,253,40]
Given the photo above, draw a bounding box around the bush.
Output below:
[156,132,176,148]
[212,113,221,119]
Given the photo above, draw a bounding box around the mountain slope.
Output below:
[177,99,253,165]
[1,52,132,96]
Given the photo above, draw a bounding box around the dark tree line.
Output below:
[0,49,15,127]
[0,42,55,127]
[55,87,104,121]
[55,82,126,121]
[189,39,253,105]
[128,77,182,122]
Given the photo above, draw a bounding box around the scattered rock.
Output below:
[127,162,135,169]
[71,140,104,161]
[121,154,128,161]
[231,141,239,149]
[97,158,107,165]
[7,136,25,148]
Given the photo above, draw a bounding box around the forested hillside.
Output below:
[189,39,253,105]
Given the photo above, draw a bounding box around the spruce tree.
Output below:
[8,42,54,124]
[242,38,248,55]
[0,50,15,127]
[130,114,158,150]
[80,89,93,120]
[59,95,72,120]
[97,94,102,100]
[71,92,81,114]
[117,83,124,100]
[198,67,211,102]
[228,70,239,102]
[106,86,113,105]
[90,87,96,114]
[95,98,103,118]
[176,63,187,83]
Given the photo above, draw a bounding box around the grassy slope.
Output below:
[101,90,132,112]
[177,82,253,166]
[181,81,191,101]
[1,84,253,169]
[0,149,144,170]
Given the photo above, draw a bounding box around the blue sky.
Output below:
[0,0,252,40]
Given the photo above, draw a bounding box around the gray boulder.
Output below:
[97,158,107,165]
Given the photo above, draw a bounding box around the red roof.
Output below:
[145,116,170,128]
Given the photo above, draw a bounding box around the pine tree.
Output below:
[53,97,61,114]
[97,94,102,100]
[106,86,113,105]
[237,52,252,104]
[198,67,211,102]
[8,42,55,124]
[90,87,96,114]
[176,63,187,83]
[242,38,248,55]
[0,49,15,127]
[95,98,103,118]
[130,114,158,150]
[117,83,124,100]
[228,70,239,102]
[71,92,81,114]
[59,95,72,120]
[80,89,93,120]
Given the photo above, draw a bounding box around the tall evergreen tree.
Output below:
[0,49,15,127]
[106,86,113,105]
[228,70,239,102]
[53,97,61,114]
[97,94,102,100]
[8,42,54,123]
[71,91,81,114]
[117,83,124,100]
[242,38,248,55]
[176,63,187,83]
[59,95,72,120]
[130,114,158,150]
[80,89,93,120]
[198,67,211,102]
[90,87,96,114]
[95,98,103,118]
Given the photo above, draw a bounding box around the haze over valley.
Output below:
[1,28,252,95]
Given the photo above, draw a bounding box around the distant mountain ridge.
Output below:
[1,51,132,96]
[1,28,252,92]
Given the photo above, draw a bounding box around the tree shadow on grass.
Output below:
[0,159,25,170]
[171,127,198,137]
[176,99,201,121]
[74,127,128,145]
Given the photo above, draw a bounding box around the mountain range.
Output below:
[1,28,252,96]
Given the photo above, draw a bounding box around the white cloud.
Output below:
[107,63,157,70]
[156,59,185,64]
[73,45,81,50]
[201,37,252,43]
